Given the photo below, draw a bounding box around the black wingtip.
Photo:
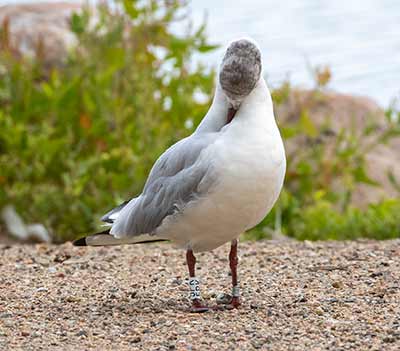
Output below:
[73,237,87,246]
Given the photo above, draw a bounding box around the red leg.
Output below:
[186,249,209,313]
[228,239,241,308]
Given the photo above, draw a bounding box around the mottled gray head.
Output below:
[219,39,262,106]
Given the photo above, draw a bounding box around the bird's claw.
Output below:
[189,299,209,313]
[225,296,241,309]
[215,293,241,310]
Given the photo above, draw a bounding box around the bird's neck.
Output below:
[236,78,274,122]
[195,82,231,134]
[195,77,274,134]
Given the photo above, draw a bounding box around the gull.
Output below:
[74,38,286,312]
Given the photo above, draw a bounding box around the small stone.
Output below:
[0,313,12,319]
[171,278,182,285]
[4,321,13,328]
[54,253,71,263]
[216,293,232,305]
[14,263,24,270]
[383,336,395,343]
[327,298,339,303]
[66,296,80,302]
[251,339,266,349]
[76,330,87,337]
[296,295,307,303]
[304,241,314,249]
[370,271,383,278]
[131,336,141,343]
[344,297,356,303]
[332,281,343,289]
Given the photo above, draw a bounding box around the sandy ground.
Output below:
[0,240,399,350]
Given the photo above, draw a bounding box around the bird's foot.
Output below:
[216,293,241,310]
[189,299,209,313]
[225,296,241,310]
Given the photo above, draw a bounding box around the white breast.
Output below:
[157,82,286,252]
[157,79,286,252]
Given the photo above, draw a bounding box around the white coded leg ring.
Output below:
[189,277,201,300]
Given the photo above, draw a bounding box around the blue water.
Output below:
[188,0,400,106]
[1,0,399,106]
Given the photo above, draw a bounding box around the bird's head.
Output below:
[219,38,262,121]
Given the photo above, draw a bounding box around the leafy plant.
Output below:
[0,1,399,243]
[0,1,216,242]
[253,78,400,240]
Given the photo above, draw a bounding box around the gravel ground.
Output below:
[0,240,399,350]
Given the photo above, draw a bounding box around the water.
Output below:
[1,0,399,106]
[188,0,400,106]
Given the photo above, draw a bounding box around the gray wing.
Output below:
[101,200,131,223]
[110,132,218,237]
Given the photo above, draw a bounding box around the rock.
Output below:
[0,2,83,66]
[0,205,50,243]
[295,295,307,303]
[216,292,232,305]
[0,313,12,318]
[131,336,141,343]
[276,89,400,206]
[332,281,343,289]
[326,297,339,304]
[76,330,87,337]
[54,253,71,263]
[48,266,57,274]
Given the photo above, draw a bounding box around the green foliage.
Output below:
[252,81,400,241]
[292,199,400,241]
[0,1,215,242]
[0,1,399,242]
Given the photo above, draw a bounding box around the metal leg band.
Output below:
[232,285,240,298]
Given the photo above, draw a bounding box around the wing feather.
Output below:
[110,133,218,237]
[100,200,131,223]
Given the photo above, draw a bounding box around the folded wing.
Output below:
[110,133,218,237]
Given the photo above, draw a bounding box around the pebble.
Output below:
[76,330,88,337]
[216,293,232,305]
[1,240,399,350]
[332,281,343,288]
